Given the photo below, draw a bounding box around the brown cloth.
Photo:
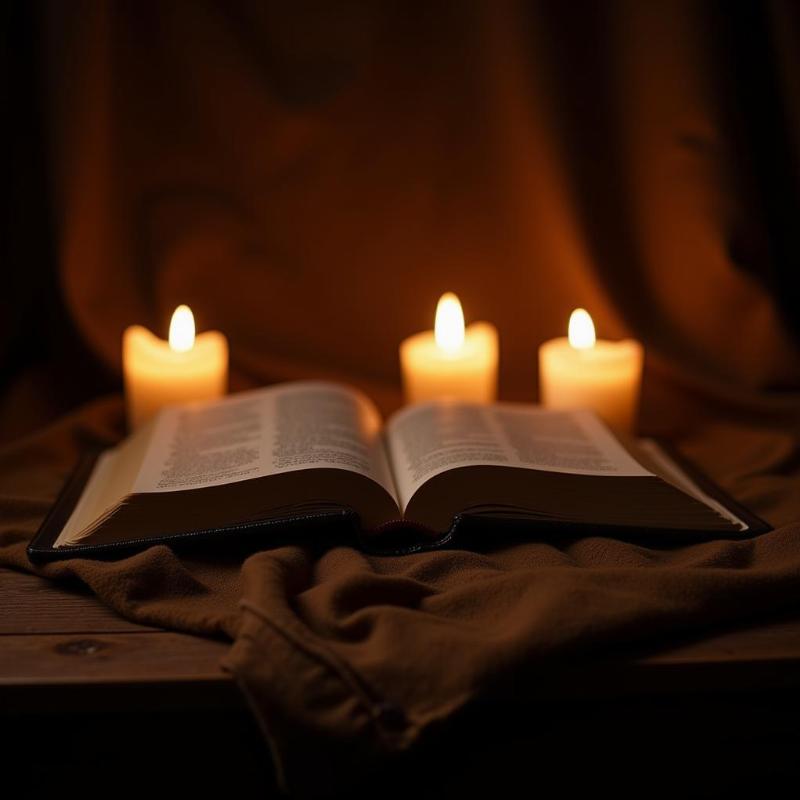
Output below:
[3,395,800,797]
[5,1,800,796]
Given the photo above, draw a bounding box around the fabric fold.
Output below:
[220,525,800,796]
[3,396,800,797]
[223,597,419,796]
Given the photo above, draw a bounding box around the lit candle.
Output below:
[400,292,498,404]
[123,305,228,429]
[538,309,644,433]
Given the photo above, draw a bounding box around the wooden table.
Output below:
[4,566,800,796]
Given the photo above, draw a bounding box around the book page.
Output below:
[386,401,652,511]
[635,438,748,531]
[132,381,397,502]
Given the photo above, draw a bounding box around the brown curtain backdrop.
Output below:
[35,0,800,435]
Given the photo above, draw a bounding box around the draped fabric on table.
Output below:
[3,1,800,796]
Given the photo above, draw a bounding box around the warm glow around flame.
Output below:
[435,292,465,354]
[169,305,195,352]
[568,308,596,350]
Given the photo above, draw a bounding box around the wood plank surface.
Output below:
[1,567,238,711]
[0,630,238,712]
[4,564,800,712]
[0,630,230,684]
[0,569,159,634]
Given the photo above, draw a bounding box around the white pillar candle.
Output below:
[400,292,498,404]
[123,305,228,429]
[539,309,644,433]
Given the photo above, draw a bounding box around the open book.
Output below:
[29,381,767,562]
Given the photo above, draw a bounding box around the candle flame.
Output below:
[435,292,465,354]
[169,305,195,352]
[568,308,595,350]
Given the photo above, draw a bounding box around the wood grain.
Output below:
[0,569,159,634]
[0,567,240,711]
[0,631,230,683]
[0,630,239,712]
